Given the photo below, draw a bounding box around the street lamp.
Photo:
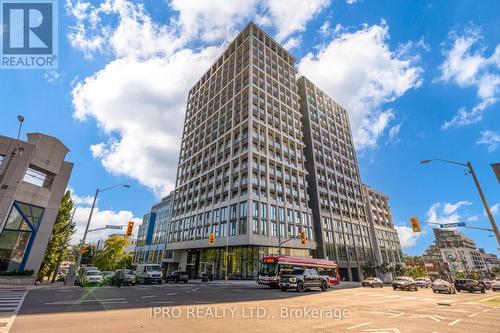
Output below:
[421,159,500,247]
[73,184,130,272]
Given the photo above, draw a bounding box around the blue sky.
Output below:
[0,0,499,255]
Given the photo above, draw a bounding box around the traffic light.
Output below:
[410,217,421,233]
[125,221,134,237]
[80,245,88,254]
[208,232,214,244]
[299,230,306,245]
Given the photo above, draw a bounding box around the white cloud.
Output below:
[439,27,500,129]
[258,0,330,43]
[395,225,421,248]
[72,206,142,244]
[68,186,95,206]
[346,0,358,4]
[68,188,142,244]
[427,200,472,225]
[491,203,499,216]
[67,0,331,196]
[282,36,301,50]
[72,48,220,196]
[476,129,500,152]
[298,21,423,149]
[170,0,258,42]
[388,123,401,143]
[43,70,62,83]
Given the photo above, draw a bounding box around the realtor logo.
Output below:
[1,0,57,69]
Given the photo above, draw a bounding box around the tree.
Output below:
[394,263,405,277]
[37,191,76,282]
[361,262,376,277]
[94,235,130,271]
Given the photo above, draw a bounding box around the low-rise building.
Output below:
[0,133,73,276]
[133,192,174,268]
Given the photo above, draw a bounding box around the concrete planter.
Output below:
[0,276,36,285]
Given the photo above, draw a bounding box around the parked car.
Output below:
[165,271,189,283]
[101,271,114,284]
[110,269,136,286]
[135,264,162,284]
[361,277,383,288]
[415,277,432,288]
[279,268,329,292]
[432,279,456,294]
[454,279,486,293]
[492,280,500,291]
[79,269,103,287]
[392,276,418,291]
[480,280,492,290]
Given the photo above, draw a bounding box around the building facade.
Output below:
[297,76,374,281]
[164,22,404,281]
[134,192,174,267]
[361,184,403,266]
[0,133,73,275]
[165,22,315,279]
[423,228,488,279]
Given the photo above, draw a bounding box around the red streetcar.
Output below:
[257,255,339,288]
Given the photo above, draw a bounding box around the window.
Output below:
[230,221,237,236]
[230,204,237,220]
[271,205,277,221]
[239,202,247,218]
[0,202,44,272]
[252,218,259,234]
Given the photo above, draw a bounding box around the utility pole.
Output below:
[466,162,500,247]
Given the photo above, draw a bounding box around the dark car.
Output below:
[362,277,383,288]
[110,269,136,286]
[392,276,418,291]
[454,279,486,293]
[165,271,189,283]
[279,268,329,292]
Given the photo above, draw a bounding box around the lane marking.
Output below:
[449,319,461,326]
[194,301,216,304]
[44,298,126,305]
[167,293,177,296]
[347,322,372,330]
[150,301,174,304]
[468,313,478,317]
[140,296,156,299]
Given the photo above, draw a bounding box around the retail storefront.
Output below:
[184,246,314,280]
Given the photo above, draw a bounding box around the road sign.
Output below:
[439,222,466,228]
[105,225,123,230]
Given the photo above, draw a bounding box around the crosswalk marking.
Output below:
[0,289,28,333]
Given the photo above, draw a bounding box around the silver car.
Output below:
[432,279,456,294]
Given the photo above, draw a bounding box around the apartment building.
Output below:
[423,228,488,279]
[0,133,73,277]
[361,184,403,266]
[164,22,404,281]
[297,76,374,281]
[134,192,174,267]
[165,22,315,279]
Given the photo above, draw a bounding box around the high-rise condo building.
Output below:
[165,22,315,279]
[164,22,404,281]
[297,76,373,281]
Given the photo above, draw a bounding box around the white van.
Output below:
[135,264,162,284]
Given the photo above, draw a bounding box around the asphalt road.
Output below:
[6,282,500,333]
